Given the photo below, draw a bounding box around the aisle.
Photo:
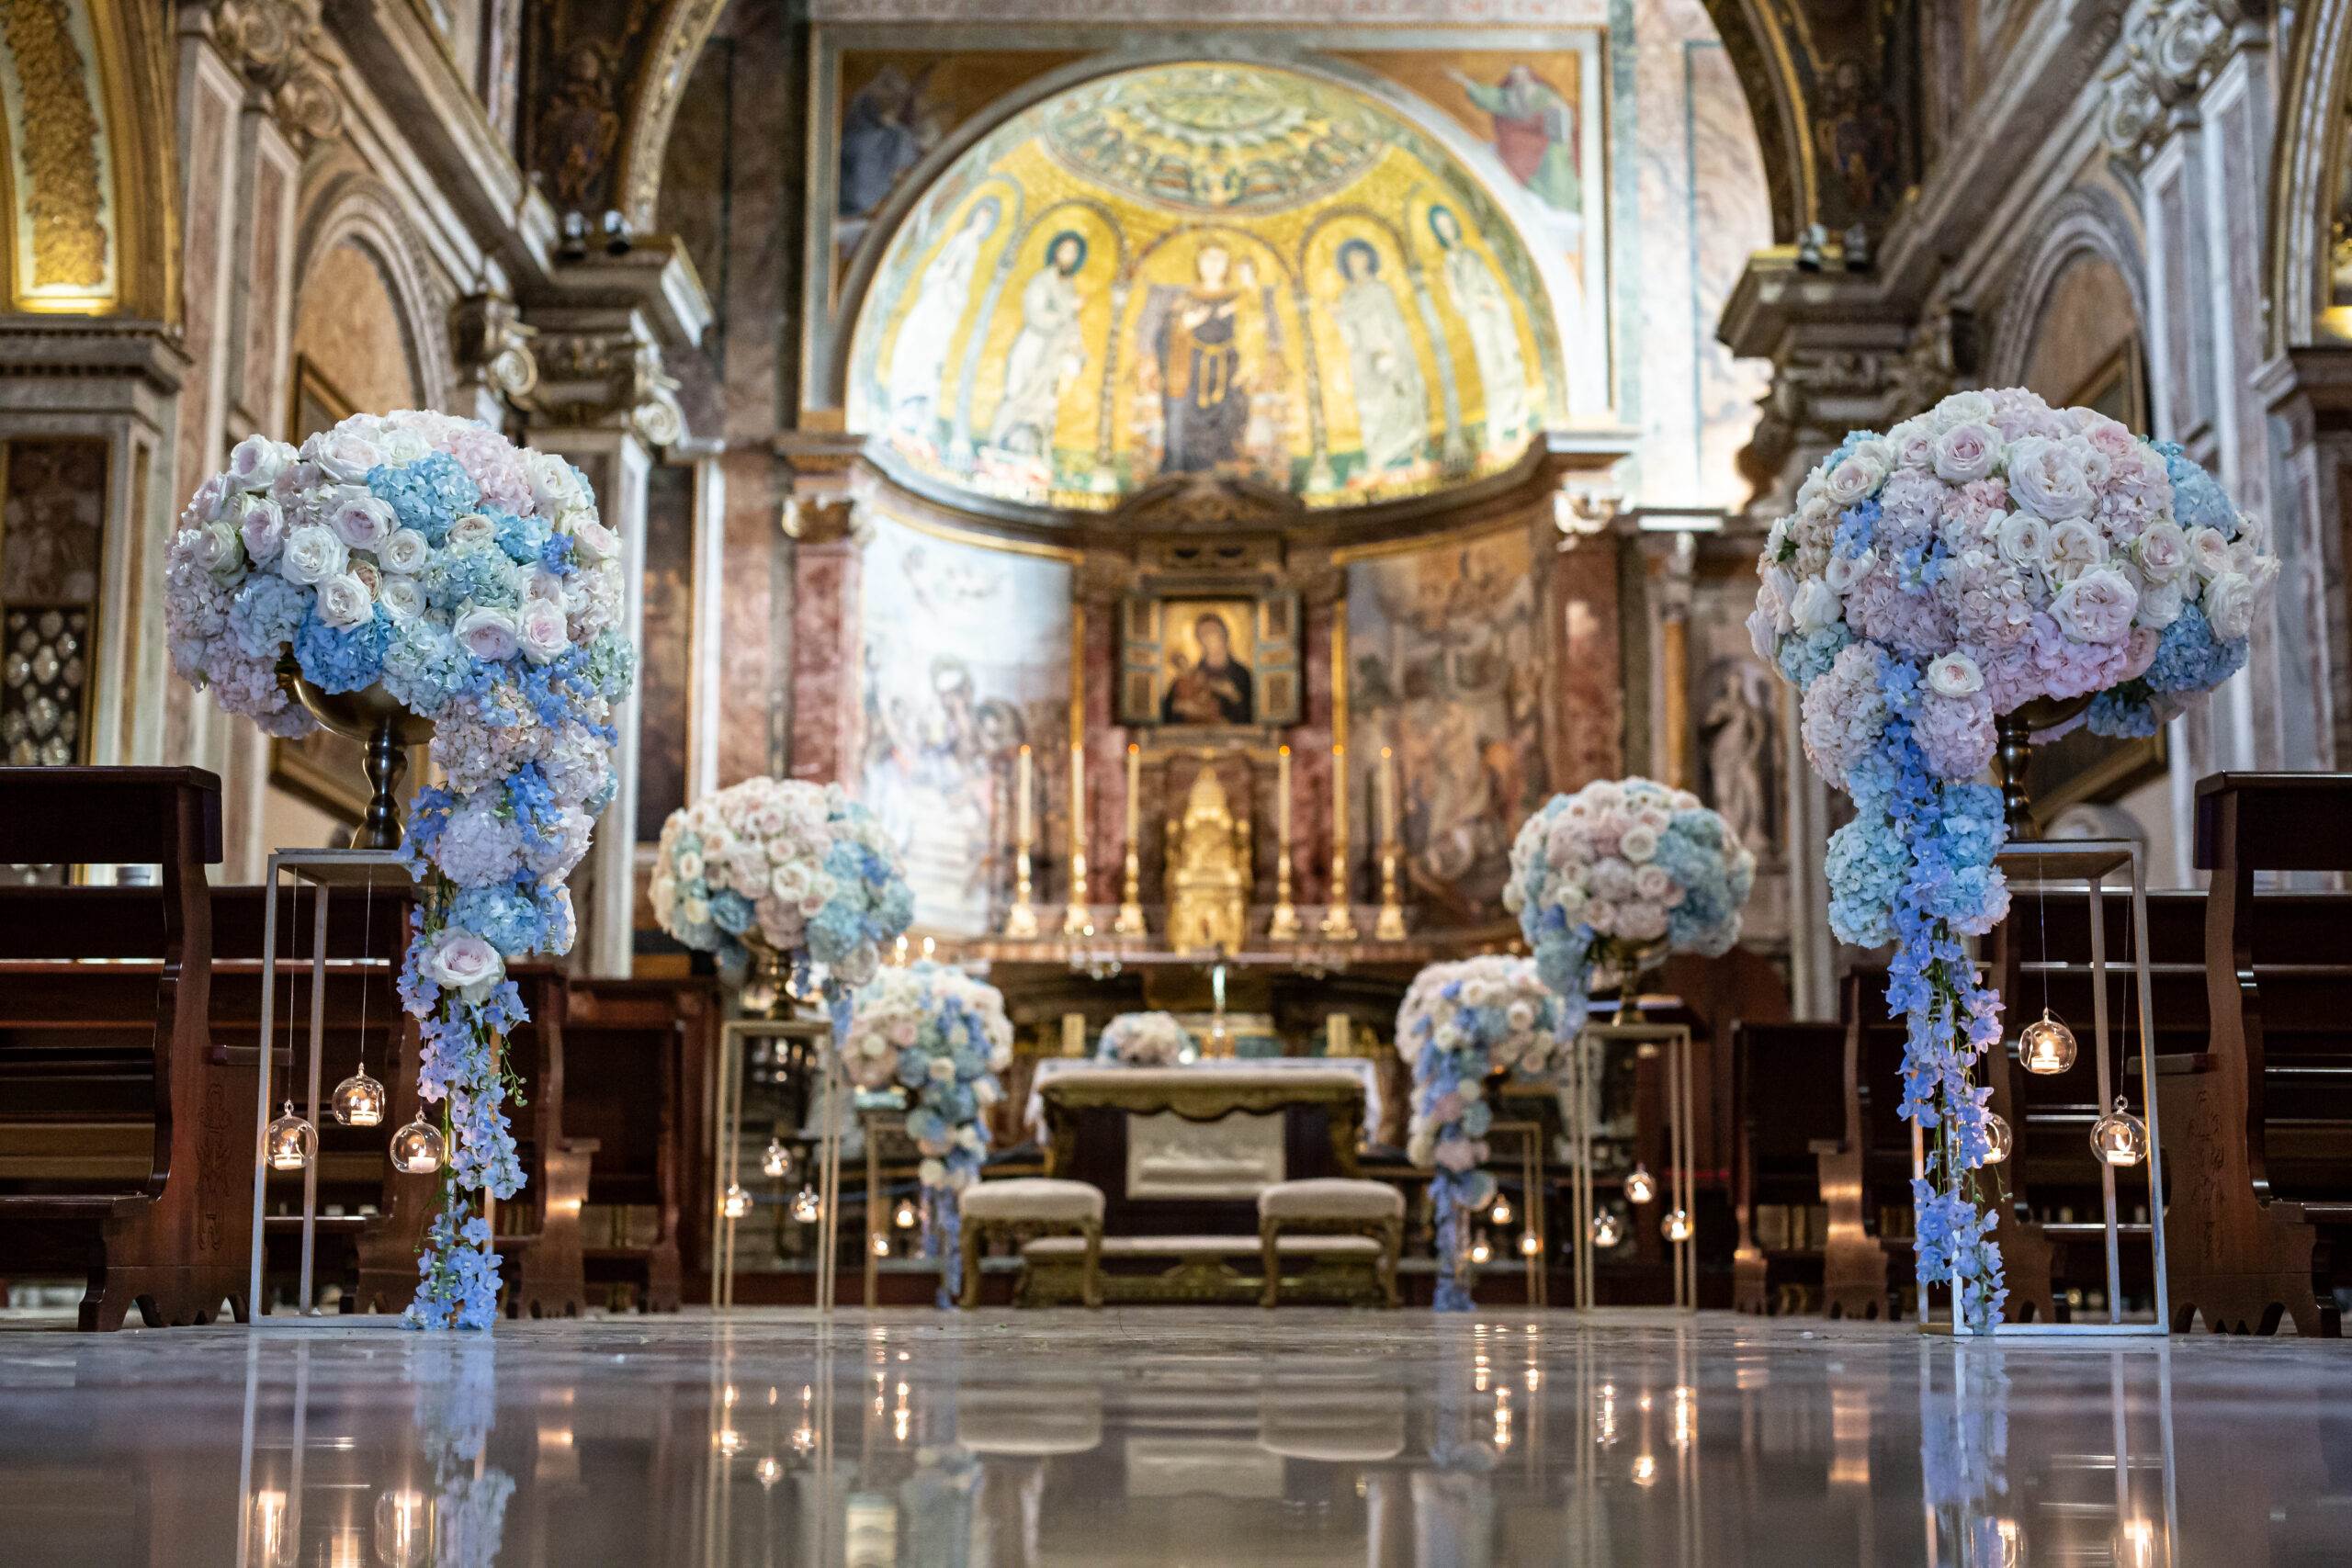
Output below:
[3,1309,2345,1564]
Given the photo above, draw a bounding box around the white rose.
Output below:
[927,1057,956,1083]
[2135,521,2188,583]
[1821,448,1888,508]
[423,931,504,998]
[1504,999,1537,1032]
[1790,577,1842,634]
[1930,421,2003,485]
[1619,824,1660,863]
[193,518,244,577]
[310,427,388,485]
[568,514,620,563]
[278,524,348,586]
[527,451,582,513]
[1825,547,1873,593]
[327,493,397,552]
[447,513,499,551]
[2204,571,2257,640]
[382,428,430,466]
[1926,651,1984,697]
[315,571,374,629]
[2186,526,2233,580]
[1995,512,2051,570]
[2046,518,2109,583]
[516,597,569,665]
[918,1158,948,1189]
[1934,389,1995,429]
[453,604,521,662]
[225,434,290,493]
[1633,863,1674,902]
[379,575,425,619]
[525,567,566,603]
[680,894,711,927]
[2005,436,2097,520]
[379,527,431,576]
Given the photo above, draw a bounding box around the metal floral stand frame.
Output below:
[1566,1021,1697,1313]
[245,847,417,1323]
[712,1012,835,1312]
[1922,838,2170,1337]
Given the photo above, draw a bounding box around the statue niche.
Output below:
[1165,764,1251,954]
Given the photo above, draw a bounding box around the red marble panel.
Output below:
[1553,536,1623,789]
[787,538,860,788]
[718,448,776,786]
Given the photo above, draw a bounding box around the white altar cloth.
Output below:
[1024,1055,1384,1146]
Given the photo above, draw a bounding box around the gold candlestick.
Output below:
[1374,843,1407,941]
[1005,745,1039,937]
[1114,742,1146,936]
[1320,742,1358,942]
[1063,739,1091,938]
[1269,744,1301,941]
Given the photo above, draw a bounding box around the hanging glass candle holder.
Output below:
[893,1199,918,1230]
[389,1116,446,1176]
[1623,1164,1657,1205]
[2017,1010,2078,1075]
[761,1137,793,1180]
[1519,1232,1542,1258]
[332,1066,386,1128]
[790,1186,821,1224]
[266,1102,317,1171]
[2090,1098,2150,1168]
[722,1182,752,1220]
[1661,1207,1693,1244]
[1982,1111,2014,1166]
[872,1234,891,1258]
[373,1488,430,1568]
[1468,1235,1493,1266]
[1489,1196,1513,1226]
[1590,1210,1624,1248]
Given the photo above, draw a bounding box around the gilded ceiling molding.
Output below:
[0,0,115,309]
[616,0,728,232]
[204,0,343,150]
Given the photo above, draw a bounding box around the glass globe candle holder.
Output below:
[2017,1010,2078,1076]
[893,1200,918,1230]
[331,1066,386,1128]
[722,1182,752,1221]
[872,1234,891,1258]
[373,1488,430,1568]
[1519,1232,1542,1258]
[790,1187,821,1224]
[2090,1098,2150,1168]
[761,1137,793,1180]
[1981,1111,2014,1166]
[1623,1164,1657,1205]
[265,1102,317,1171]
[389,1116,446,1176]
[1468,1236,1493,1266]
[1661,1207,1693,1244]
[1489,1197,1513,1226]
[1591,1210,1624,1247]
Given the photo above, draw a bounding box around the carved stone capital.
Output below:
[450,293,539,412]
[530,329,682,448]
[2099,0,2254,164]
[202,0,343,150]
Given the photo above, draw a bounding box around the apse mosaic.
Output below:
[846,62,1569,513]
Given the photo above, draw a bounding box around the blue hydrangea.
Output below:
[2154,440,2239,536]
[2087,688,2161,739]
[369,454,479,547]
[228,573,311,659]
[494,511,553,564]
[381,616,473,715]
[424,544,523,613]
[447,883,556,958]
[292,605,390,693]
[709,889,752,935]
[2144,602,2246,694]
[1778,624,1853,687]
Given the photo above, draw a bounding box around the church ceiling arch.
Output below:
[2270,0,2352,351]
[844,60,1569,515]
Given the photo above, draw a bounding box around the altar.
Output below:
[1023,1056,1385,1151]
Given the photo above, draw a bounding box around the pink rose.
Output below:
[1926,650,1984,697]
[423,931,504,998]
[453,605,521,662]
[226,434,291,493]
[2006,436,2097,520]
[1932,421,2003,485]
[2050,567,2138,645]
[328,492,397,552]
[310,426,388,485]
[239,496,288,564]
[2135,521,2188,582]
[515,597,569,665]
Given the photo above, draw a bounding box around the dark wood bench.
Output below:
[0,766,243,1330]
[2163,773,2352,1334]
[560,976,713,1312]
[1729,1020,1847,1314]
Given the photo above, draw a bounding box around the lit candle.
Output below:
[1125,742,1140,846]
[1277,744,1293,850]
[1378,746,1397,847]
[1070,740,1086,856]
[1015,745,1033,844]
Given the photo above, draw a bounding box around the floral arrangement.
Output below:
[165,413,634,1330]
[1747,387,2278,1328]
[1096,1010,1196,1066]
[651,775,915,992]
[1395,955,1571,1311]
[842,961,1012,1303]
[1503,778,1755,1019]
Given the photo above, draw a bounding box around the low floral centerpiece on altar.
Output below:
[651,775,915,996]
[841,962,1012,1304]
[1396,956,1572,1311]
[1504,777,1755,1023]
[1096,1010,1197,1066]
[164,413,636,1330]
[1747,387,2278,1328]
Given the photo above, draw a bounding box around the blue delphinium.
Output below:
[404,1205,502,1331]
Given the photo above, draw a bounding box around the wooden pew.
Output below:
[560,976,713,1312]
[1729,1021,1847,1314]
[0,767,243,1330]
[2165,773,2352,1335]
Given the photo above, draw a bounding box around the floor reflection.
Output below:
[1,1311,2347,1564]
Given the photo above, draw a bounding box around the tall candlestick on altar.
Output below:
[1269,743,1301,942]
[1016,745,1034,844]
[1114,741,1146,936]
[1321,742,1358,941]
[1331,743,1347,855]
[1004,744,1039,937]
[1277,743,1293,849]
[1063,739,1091,937]
[1125,742,1140,845]
[1377,746,1396,847]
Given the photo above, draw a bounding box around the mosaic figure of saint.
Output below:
[1429,205,1529,444]
[988,230,1089,457]
[1450,64,1581,216]
[885,197,999,436]
[1330,240,1429,474]
[1138,243,1251,474]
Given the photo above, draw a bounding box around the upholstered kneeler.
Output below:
[959,1178,1105,1309]
[1258,1178,1405,1308]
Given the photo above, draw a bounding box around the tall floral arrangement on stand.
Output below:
[165,413,635,1330]
[1096,1010,1196,1066]
[1748,387,2277,1328]
[1396,956,1571,1311]
[841,962,1012,1304]
[1504,778,1754,1021]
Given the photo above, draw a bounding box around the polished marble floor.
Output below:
[2,1308,2347,1565]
